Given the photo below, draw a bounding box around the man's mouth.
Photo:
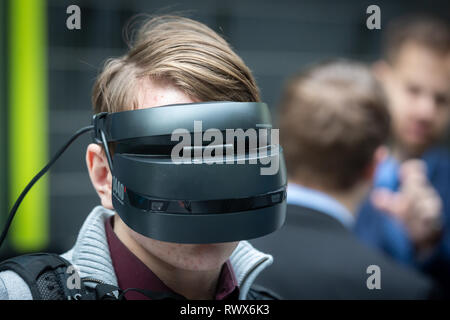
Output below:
[405,122,433,144]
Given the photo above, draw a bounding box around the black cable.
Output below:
[0,125,94,249]
[100,129,114,173]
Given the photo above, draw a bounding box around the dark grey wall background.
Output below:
[44,0,449,253]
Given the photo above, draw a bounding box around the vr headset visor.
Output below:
[92,101,287,244]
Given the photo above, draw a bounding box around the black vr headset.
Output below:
[1,101,287,247]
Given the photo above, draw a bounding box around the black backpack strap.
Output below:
[0,253,91,300]
[0,253,193,300]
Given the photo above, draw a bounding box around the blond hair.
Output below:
[92,15,260,114]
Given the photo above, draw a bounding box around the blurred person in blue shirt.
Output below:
[355,15,450,287]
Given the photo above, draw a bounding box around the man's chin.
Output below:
[185,242,238,254]
[140,238,239,272]
[175,242,239,271]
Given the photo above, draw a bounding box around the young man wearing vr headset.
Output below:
[0,15,284,300]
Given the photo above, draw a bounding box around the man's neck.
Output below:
[112,215,221,300]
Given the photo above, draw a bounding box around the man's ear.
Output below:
[86,143,113,209]
[363,146,388,182]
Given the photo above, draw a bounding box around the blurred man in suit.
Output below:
[251,60,440,299]
[354,15,450,289]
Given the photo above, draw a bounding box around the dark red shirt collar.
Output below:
[105,216,239,300]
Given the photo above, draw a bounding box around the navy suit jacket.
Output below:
[251,204,438,299]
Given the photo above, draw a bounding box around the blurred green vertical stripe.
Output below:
[9,0,49,251]
[0,1,5,238]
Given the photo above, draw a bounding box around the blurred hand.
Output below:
[371,160,443,255]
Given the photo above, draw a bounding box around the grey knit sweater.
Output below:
[0,206,273,300]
